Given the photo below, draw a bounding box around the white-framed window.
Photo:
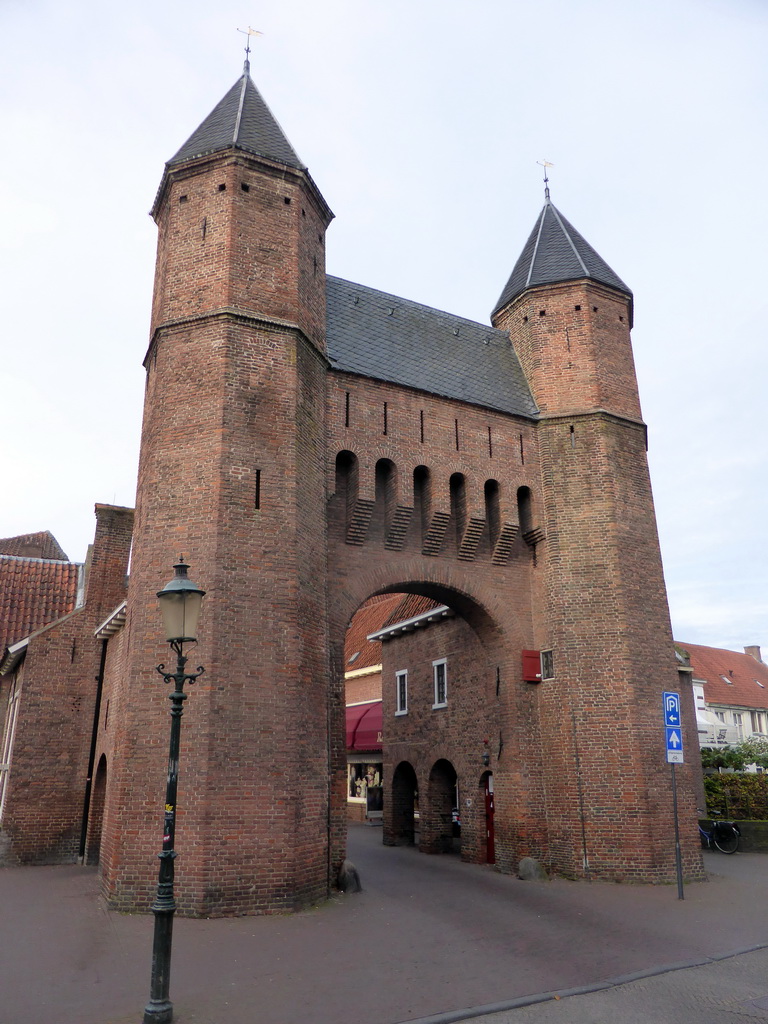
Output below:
[733,712,743,738]
[750,711,764,734]
[715,711,726,723]
[395,670,408,715]
[540,650,554,680]
[432,658,448,708]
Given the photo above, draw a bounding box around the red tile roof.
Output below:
[0,555,82,654]
[380,593,442,629]
[344,594,444,674]
[678,641,768,711]
[344,595,405,672]
[0,531,69,561]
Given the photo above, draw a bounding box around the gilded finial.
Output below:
[237,26,263,73]
[537,159,554,201]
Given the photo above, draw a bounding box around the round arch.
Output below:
[422,758,459,855]
[385,760,419,846]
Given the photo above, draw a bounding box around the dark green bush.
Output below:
[703,772,768,819]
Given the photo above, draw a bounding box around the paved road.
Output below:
[1,824,767,1023]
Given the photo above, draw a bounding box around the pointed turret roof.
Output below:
[168,62,304,170]
[493,200,632,318]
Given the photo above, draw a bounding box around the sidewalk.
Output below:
[1,824,767,1024]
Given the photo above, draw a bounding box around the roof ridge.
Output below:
[525,206,548,289]
[0,553,81,566]
[326,275,503,334]
[232,71,249,146]
[548,202,590,278]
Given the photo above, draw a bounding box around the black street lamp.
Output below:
[143,558,206,1024]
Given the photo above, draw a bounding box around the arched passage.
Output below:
[422,759,458,854]
[87,754,107,865]
[388,760,418,846]
[332,559,542,876]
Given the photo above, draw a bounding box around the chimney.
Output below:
[83,504,134,620]
[745,645,763,663]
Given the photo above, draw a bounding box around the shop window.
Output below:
[348,763,384,817]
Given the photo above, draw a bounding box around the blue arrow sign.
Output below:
[663,693,684,763]
[666,727,682,749]
[663,691,681,727]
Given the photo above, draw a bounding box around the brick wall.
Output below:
[0,505,132,865]
[345,669,382,704]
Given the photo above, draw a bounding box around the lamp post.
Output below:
[143,558,206,1024]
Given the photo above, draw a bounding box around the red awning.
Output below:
[346,701,382,752]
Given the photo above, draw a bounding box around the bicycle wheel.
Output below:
[713,825,739,854]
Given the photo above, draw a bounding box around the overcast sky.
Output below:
[2,0,766,651]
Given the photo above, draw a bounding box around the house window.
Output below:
[540,650,554,680]
[433,659,448,708]
[750,711,764,734]
[715,711,726,723]
[396,670,408,715]
[732,712,744,738]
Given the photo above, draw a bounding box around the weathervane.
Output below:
[237,26,263,71]
[537,159,554,201]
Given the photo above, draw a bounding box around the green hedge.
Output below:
[704,773,768,819]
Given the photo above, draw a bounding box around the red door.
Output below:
[484,775,495,864]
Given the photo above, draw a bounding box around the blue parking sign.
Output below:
[663,691,681,727]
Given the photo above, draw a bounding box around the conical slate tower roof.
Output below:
[493,200,631,317]
[168,62,304,170]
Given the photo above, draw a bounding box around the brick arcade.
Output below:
[0,63,704,913]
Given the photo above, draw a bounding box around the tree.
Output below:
[701,738,768,772]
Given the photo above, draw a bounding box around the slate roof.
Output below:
[326,277,539,418]
[0,530,68,561]
[678,641,768,712]
[168,64,304,170]
[493,200,632,318]
[0,554,82,655]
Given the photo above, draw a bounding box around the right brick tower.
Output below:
[493,196,701,879]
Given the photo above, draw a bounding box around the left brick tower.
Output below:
[101,62,338,915]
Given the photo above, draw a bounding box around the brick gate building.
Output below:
[1,62,703,912]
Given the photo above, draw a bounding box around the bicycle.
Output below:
[698,818,741,854]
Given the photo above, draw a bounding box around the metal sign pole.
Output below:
[663,691,685,900]
[671,762,684,900]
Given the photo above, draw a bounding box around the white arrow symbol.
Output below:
[669,730,681,748]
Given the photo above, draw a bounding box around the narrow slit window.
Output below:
[254,469,261,510]
[432,659,448,708]
[396,670,408,715]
